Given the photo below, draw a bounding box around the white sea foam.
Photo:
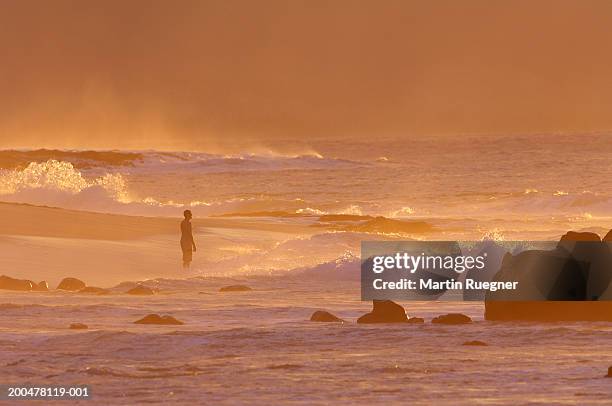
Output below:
[0,151,370,216]
[0,159,327,216]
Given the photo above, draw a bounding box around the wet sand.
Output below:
[0,202,318,287]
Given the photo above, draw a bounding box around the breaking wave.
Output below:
[0,160,142,214]
[1,149,611,221]
[0,150,369,216]
[0,159,359,217]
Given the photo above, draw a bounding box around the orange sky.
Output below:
[1,0,612,151]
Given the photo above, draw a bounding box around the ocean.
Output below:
[2,133,612,240]
[2,280,612,405]
[1,133,612,404]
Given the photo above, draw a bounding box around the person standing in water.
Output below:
[180,210,197,268]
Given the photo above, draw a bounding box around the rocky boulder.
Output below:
[69,323,88,330]
[310,310,344,322]
[357,300,408,323]
[559,231,601,242]
[0,275,36,291]
[431,313,472,324]
[57,277,86,291]
[407,317,425,324]
[557,232,612,300]
[486,248,585,301]
[485,230,612,321]
[134,314,184,325]
[604,230,612,242]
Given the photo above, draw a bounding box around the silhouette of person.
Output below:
[180,210,197,268]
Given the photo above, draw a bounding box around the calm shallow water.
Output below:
[1,278,612,405]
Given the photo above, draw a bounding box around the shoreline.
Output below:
[0,201,317,240]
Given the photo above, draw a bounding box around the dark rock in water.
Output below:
[310,310,344,322]
[36,281,49,291]
[559,231,601,242]
[69,323,88,330]
[604,230,612,242]
[431,313,472,324]
[57,277,86,291]
[607,366,612,377]
[0,275,36,291]
[18,280,47,292]
[126,285,155,295]
[357,300,408,323]
[547,257,588,300]
[485,229,612,320]
[487,248,586,302]
[463,340,487,346]
[134,314,184,325]
[407,317,424,324]
[25,280,42,291]
[219,285,252,292]
[79,286,110,295]
[557,233,612,301]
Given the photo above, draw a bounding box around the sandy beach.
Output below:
[0,202,321,287]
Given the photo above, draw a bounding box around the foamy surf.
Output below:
[1,145,612,241]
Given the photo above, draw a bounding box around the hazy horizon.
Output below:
[2,0,612,151]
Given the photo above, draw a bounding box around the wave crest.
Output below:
[0,160,132,208]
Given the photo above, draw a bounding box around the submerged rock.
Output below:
[463,340,487,346]
[69,323,88,330]
[134,314,184,325]
[607,366,612,377]
[57,277,86,291]
[310,310,344,322]
[219,285,252,292]
[0,275,36,291]
[79,286,110,295]
[126,285,155,295]
[431,313,472,324]
[357,300,408,323]
[407,317,425,324]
